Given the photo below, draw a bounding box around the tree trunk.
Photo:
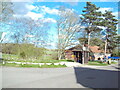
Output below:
[88,32,91,47]
[104,39,107,56]
[58,50,62,60]
[58,49,65,60]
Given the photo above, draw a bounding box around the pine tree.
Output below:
[102,10,118,53]
[81,2,102,47]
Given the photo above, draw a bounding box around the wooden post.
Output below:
[88,32,91,49]
[83,51,84,64]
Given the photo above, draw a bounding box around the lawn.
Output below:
[2,54,19,60]
[3,59,74,63]
[87,60,118,66]
[87,61,108,66]
[2,63,67,68]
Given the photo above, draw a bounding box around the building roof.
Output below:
[89,46,104,53]
[66,45,89,52]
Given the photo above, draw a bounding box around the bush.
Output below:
[47,50,58,60]
[20,52,26,59]
[51,54,58,60]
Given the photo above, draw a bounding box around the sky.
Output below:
[1,0,119,49]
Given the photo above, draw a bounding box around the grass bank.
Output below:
[2,54,74,63]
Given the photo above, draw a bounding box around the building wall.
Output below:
[65,51,74,60]
[65,50,89,64]
[94,53,111,60]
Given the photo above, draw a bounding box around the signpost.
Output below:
[0,32,3,60]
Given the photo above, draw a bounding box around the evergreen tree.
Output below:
[102,10,118,53]
[81,2,102,46]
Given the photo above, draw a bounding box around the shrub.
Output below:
[50,52,58,60]
[20,52,26,59]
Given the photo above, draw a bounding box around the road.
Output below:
[2,64,119,88]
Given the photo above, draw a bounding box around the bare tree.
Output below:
[0,1,14,22]
[57,7,82,60]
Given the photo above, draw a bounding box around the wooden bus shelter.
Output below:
[65,45,90,64]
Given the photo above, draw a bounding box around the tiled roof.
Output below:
[89,46,104,53]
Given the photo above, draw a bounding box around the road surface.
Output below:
[2,64,119,88]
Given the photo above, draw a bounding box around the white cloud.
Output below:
[12,3,57,23]
[43,18,56,23]
[13,12,56,23]
[98,8,113,13]
[79,14,82,17]
[46,42,57,49]
[25,12,44,20]
[41,6,59,15]
[112,12,118,18]
[26,4,36,10]
[12,2,43,20]
[13,11,44,20]
[13,2,31,15]
[100,0,108,1]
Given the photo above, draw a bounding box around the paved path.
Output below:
[2,64,119,88]
[80,64,119,71]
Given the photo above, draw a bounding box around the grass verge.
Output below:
[87,61,108,66]
[3,59,74,63]
[2,63,67,68]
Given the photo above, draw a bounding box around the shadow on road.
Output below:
[74,67,119,88]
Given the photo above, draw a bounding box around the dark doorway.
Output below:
[73,51,82,64]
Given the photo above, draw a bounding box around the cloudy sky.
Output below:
[1,0,119,49]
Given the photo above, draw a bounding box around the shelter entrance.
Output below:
[73,51,82,64]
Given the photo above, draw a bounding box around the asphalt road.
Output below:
[2,64,119,88]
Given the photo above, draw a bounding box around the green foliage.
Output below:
[42,50,58,60]
[112,47,120,57]
[2,43,18,54]
[102,11,118,53]
[51,52,58,60]
[81,2,102,34]
[111,61,117,64]
[3,54,75,63]
[2,43,46,59]
[78,37,88,45]
[90,38,105,50]
[80,2,103,46]
[88,61,108,66]
[79,2,118,55]
[20,52,26,59]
